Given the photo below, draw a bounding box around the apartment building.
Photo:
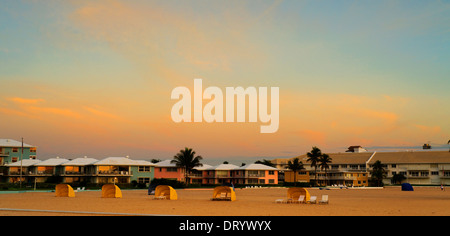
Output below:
[274,150,450,186]
[0,139,37,165]
[153,161,279,185]
[2,156,155,185]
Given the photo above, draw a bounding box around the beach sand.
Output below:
[0,186,449,216]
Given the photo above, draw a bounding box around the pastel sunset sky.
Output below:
[1,0,449,164]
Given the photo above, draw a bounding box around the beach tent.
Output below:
[55,184,75,197]
[401,183,414,191]
[287,187,311,202]
[101,184,122,198]
[212,186,236,201]
[154,185,178,200]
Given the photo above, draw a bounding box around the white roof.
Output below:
[154,160,177,167]
[62,157,98,166]
[6,159,42,167]
[205,164,239,171]
[35,157,70,166]
[94,157,155,166]
[194,164,212,170]
[237,163,278,170]
[0,139,35,148]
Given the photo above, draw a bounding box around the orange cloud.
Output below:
[7,97,45,105]
[83,106,123,121]
[297,129,326,145]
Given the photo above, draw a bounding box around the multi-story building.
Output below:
[367,151,450,186]
[278,152,371,187]
[234,164,279,185]
[152,161,279,185]
[2,156,155,185]
[0,139,37,165]
[275,150,450,187]
[153,160,185,182]
[203,163,239,185]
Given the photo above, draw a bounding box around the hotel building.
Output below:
[273,150,450,186]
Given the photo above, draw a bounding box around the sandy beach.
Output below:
[0,186,449,216]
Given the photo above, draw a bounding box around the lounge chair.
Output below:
[292,195,305,204]
[275,198,284,203]
[318,195,329,204]
[153,192,167,200]
[307,196,317,204]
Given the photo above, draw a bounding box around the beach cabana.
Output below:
[401,183,414,191]
[101,184,122,198]
[55,184,75,197]
[212,186,236,201]
[287,187,310,203]
[154,185,177,200]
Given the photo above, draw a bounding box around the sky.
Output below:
[0,0,449,165]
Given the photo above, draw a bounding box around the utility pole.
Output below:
[20,137,23,189]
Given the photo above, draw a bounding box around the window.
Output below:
[30,148,36,153]
[166,167,178,172]
[12,157,18,162]
[12,148,18,153]
[410,171,419,177]
[138,178,150,184]
[139,166,151,172]
[269,179,275,184]
[431,171,439,176]
[391,164,396,168]
[29,155,36,159]
[268,171,275,175]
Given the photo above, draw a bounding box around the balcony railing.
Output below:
[97,170,132,176]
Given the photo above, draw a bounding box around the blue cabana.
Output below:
[401,183,414,191]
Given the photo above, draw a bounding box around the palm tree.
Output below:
[318,153,332,186]
[255,159,276,167]
[307,146,322,186]
[171,147,203,186]
[370,160,387,187]
[286,158,304,186]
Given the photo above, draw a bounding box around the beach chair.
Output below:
[307,196,317,204]
[153,190,167,200]
[293,195,305,204]
[318,195,329,204]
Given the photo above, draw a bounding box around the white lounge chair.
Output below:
[293,195,305,204]
[153,193,167,200]
[308,196,317,204]
[318,195,329,204]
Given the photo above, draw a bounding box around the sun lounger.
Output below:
[307,196,317,204]
[318,195,329,204]
[153,191,167,200]
[275,199,284,203]
[294,195,305,204]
